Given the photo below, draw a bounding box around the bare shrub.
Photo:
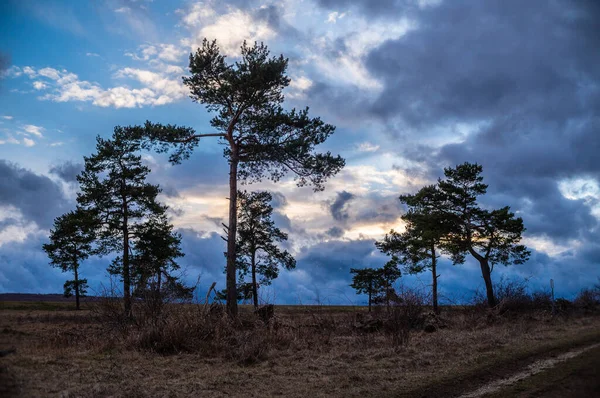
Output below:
[383,285,428,347]
[574,287,600,311]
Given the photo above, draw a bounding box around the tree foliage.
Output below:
[43,208,96,310]
[377,185,455,313]
[129,40,344,316]
[235,190,295,308]
[77,127,187,315]
[350,262,401,311]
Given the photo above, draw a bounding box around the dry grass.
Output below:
[1,303,599,397]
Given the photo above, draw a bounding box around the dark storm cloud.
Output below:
[0,233,70,293]
[329,190,355,221]
[0,159,70,228]
[332,0,600,247]
[365,0,600,127]
[297,238,384,281]
[265,238,389,304]
[49,161,83,183]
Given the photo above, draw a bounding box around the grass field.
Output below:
[1,301,599,397]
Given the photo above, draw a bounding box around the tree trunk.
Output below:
[431,245,439,314]
[122,200,131,317]
[226,154,239,317]
[479,258,496,308]
[251,251,258,310]
[74,264,80,311]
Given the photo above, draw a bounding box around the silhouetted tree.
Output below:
[350,263,401,312]
[129,40,344,316]
[77,127,182,316]
[350,268,379,312]
[375,261,402,311]
[437,163,530,308]
[377,185,456,314]
[43,208,96,310]
[132,213,191,303]
[236,190,295,309]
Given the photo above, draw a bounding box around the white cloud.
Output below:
[125,44,158,61]
[86,52,100,57]
[114,7,131,13]
[181,3,276,57]
[49,142,64,147]
[22,137,35,147]
[0,136,20,145]
[126,43,186,66]
[116,67,188,100]
[2,66,22,78]
[326,12,346,23]
[15,65,187,109]
[1,116,13,120]
[288,76,313,99]
[157,44,185,63]
[37,67,61,80]
[0,207,40,247]
[33,81,47,90]
[22,66,36,77]
[22,124,44,137]
[356,142,380,153]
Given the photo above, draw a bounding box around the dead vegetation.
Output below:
[1,294,599,397]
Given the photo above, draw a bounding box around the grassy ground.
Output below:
[1,302,599,397]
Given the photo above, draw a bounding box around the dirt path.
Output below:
[458,342,600,398]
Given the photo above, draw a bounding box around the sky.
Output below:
[0,0,599,305]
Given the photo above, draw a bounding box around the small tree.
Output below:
[131,40,344,316]
[376,261,402,311]
[132,213,191,303]
[77,127,184,316]
[236,190,295,309]
[350,267,379,312]
[43,208,96,310]
[350,264,401,312]
[377,185,456,314]
[437,163,530,308]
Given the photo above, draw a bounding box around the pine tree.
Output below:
[77,127,184,316]
[236,190,295,309]
[129,40,344,316]
[43,208,96,310]
[132,213,191,302]
[350,264,401,312]
[436,163,530,308]
[377,185,456,314]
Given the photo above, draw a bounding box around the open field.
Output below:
[1,301,599,397]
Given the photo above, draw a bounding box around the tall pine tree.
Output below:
[128,40,344,316]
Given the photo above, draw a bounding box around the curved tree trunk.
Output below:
[479,258,496,308]
[226,154,239,317]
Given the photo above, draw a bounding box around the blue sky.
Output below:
[0,0,599,304]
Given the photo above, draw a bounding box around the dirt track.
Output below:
[459,342,600,397]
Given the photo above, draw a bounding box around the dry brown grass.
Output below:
[1,303,599,397]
